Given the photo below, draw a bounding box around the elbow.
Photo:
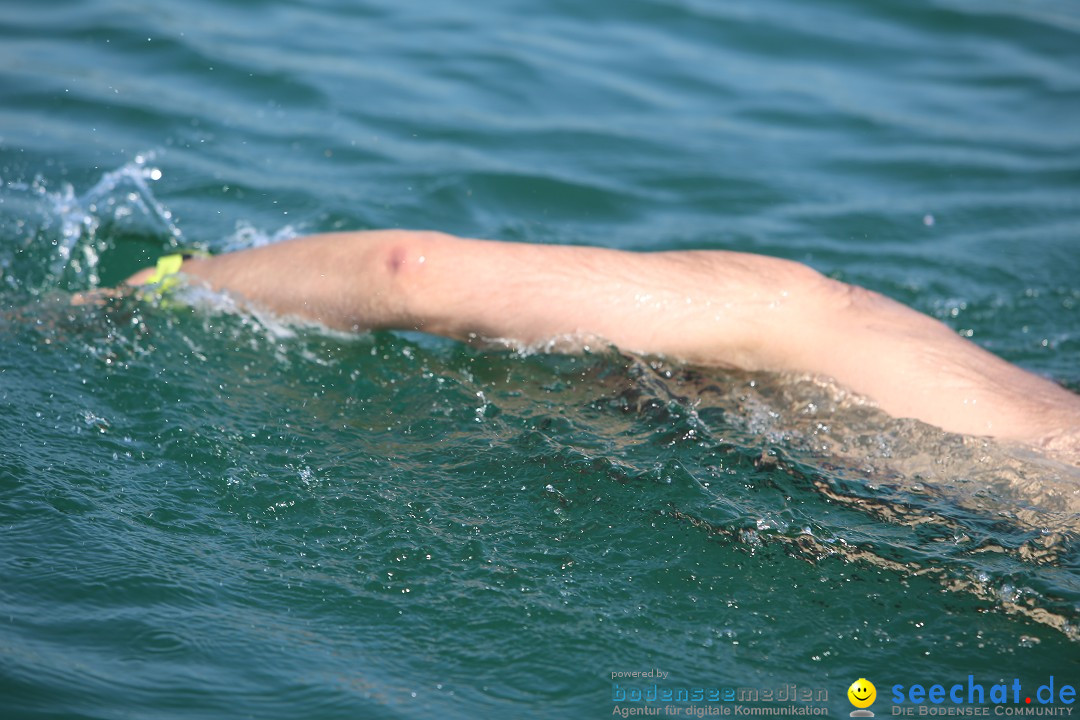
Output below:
[813,272,910,322]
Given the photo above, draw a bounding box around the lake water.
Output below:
[1,0,1078,717]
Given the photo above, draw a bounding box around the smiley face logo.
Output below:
[848,678,876,709]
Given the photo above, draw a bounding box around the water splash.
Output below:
[54,154,181,283]
[1,154,180,292]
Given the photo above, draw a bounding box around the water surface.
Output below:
[1,0,1078,717]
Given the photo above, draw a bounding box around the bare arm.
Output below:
[127,229,1080,447]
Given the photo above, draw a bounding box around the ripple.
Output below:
[3,0,1080,716]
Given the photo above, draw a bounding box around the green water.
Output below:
[1,0,1078,718]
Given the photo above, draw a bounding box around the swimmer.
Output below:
[124,229,1080,458]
